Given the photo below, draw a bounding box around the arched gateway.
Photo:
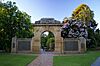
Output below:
[11,18,86,54]
[32,18,63,53]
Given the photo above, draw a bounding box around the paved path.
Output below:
[27,52,53,66]
[91,57,100,66]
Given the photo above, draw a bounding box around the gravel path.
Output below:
[91,57,100,66]
[27,52,53,66]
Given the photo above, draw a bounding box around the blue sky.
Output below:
[5,0,100,28]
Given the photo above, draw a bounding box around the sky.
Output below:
[3,0,100,28]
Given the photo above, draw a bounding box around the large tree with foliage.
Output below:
[0,1,33,52]
[72,4,95,25]
[72,4,99,48]
[46,38,55,51]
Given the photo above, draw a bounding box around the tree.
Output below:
[0,1,33,52]
[41,33,48,48]
[46,38,55,51]
[72,4,99,48]
[72,4,96,25]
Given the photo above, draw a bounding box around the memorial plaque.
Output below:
[17,41,31,51]
[64,41,78,51]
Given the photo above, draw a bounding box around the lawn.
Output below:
[54,51,100,66]
[0,53,37,66]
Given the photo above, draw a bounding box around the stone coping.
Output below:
[33,24,63,26]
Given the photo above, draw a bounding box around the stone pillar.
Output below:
[32,29,41,54]
[11,36,17,53]
[79,37,87,52]
[54,31,63,54]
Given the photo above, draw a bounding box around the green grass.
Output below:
[54,51,100,66]
[0,53,37,66]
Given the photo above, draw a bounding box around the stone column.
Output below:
[11,36,17,53]
[32,27,41,54]
[54,30,63,54]
[79,37,87,52]
[32,35,41,54]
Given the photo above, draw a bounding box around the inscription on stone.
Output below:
[17,41,30,51]
[64,41,78,51]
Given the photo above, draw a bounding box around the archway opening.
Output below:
[41,31,55,52]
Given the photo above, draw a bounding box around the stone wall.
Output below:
[63,37,86,53]
[11,37,32,53]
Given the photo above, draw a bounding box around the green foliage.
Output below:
[46,38,55,50]
[41,35,48,47]
[87,28,96,48]
[0,1,33,52]
[72,4,95,25]
[87,28,100,48]
[94,29,100,47]
[72,4,99,49]
[41,31,55,51]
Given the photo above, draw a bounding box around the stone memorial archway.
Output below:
[11,18,86,54]
[32,18,63,53]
